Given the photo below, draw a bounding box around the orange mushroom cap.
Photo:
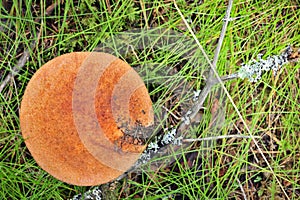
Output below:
[20,52,154,186]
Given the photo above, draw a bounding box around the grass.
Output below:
[0,0,300,199]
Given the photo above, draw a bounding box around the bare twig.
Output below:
[183,135,260,142]
[220,73,239,82]
[199,0,233,155]
[237,178,247,200]
[0,50,31,94]
[173,0,233,130]
[210,0,233,78]
[173,0,233,136]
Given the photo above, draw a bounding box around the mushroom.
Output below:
[20,52,154,186]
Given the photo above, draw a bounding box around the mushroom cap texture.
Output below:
[20,52,154,186]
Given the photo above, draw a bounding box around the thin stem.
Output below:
[209,0,233,79]
[183,135,260,142]
[0,49,31,94]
